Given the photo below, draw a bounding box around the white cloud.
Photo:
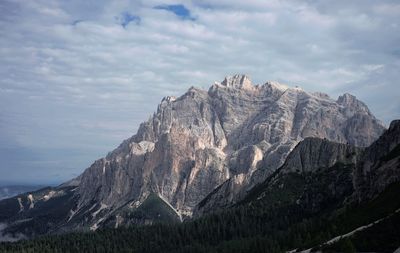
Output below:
[0,0,399,183]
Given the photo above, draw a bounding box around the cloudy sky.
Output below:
[0,0,399,184]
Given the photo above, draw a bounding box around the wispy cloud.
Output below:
[0,0,399,183]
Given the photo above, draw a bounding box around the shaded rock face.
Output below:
[353,120,400,202]
[239,120,400,217]
[279,137,362,174]
[196,137,363,215]
[240,138,361,215]
[74,74,383,226]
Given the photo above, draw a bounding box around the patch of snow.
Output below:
[129,200,141,209]
[13,218,33,224]
[90,223,98,231]
[158,194,182,222]
[92,203,108,218]
[87,203,97,213]
[102,160,110,175]
[17,198,24,212]
[27,194,34,209]
[290,208,400,253]
[325,222,378,245]
[90,217,105,231]
[67,208,77,222]
[43,191,56,201]
[324,208,400,245]
[114,215,123,229]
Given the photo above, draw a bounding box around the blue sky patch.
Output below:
[116,12,141,28]
[154,4,195,20]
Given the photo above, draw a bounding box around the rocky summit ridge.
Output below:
[73,74,385,223]
[0,75,386,236]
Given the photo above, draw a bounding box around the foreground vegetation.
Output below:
[1,180,399,253]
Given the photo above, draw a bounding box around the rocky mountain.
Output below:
[2,120,399,252]
[0,75,385,239]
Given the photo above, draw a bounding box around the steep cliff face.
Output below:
[0,75,386,236]
[278,137,362,174]
[192,76,384,215]
[76,87,229,219]
[236,138,361,216]
[196,137,363,215]
[353,120,400,202]
[201,120,400,217]
[67,74,386,227]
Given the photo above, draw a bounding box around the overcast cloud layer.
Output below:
[0,0,399,184]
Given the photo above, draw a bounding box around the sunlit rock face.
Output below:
[74,74,384,224]
[0,75,390,237]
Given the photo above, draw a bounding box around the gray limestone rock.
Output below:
[75,74,384,227]
[0,74,386,233]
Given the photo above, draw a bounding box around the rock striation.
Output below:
[0,75,386,236]
[75,74,384,223]
[238,119,400,217]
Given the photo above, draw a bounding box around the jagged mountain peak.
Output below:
[336,92,373,115]
[100,77,384,216]
[337,92,357,103]
[220,74,253,90]
[0,75,387,237]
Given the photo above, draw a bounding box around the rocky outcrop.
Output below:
[239,120,400,217]
[279,137,362,174]
[196,137,362,215]
[242,138,361,214]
